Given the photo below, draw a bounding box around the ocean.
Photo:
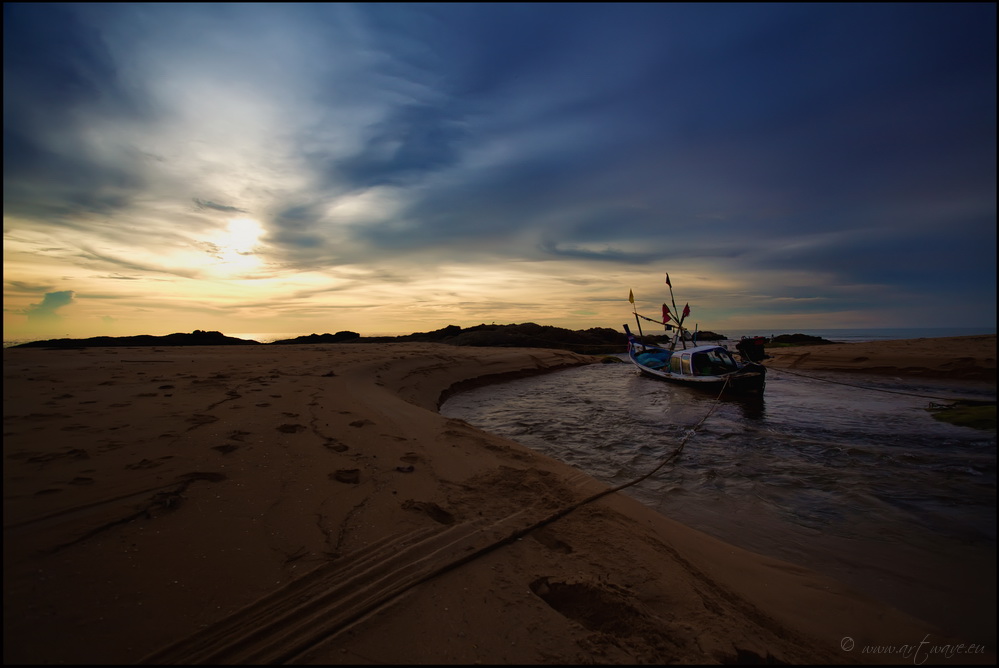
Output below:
[440,358,996,645]
[713,326,996,343]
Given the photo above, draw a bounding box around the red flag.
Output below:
[665,273,672,287]
[682,303,690,319]
[662,303,671,324]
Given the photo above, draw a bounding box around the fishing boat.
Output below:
[623,325,766,394]
[623,275,766,394]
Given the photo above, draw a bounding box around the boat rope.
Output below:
[393,376,734,558]
[602,375,734,491]
[765,365,995,402]
[141,360,736,663]
[147,365,736,663]
[252,376,735,662]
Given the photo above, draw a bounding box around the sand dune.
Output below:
[3,339,994,664]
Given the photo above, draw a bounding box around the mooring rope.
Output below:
[267,375,734,662]
[141,359,732,664]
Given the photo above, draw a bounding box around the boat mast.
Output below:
[629,289,646,341]
[665,273,686,350]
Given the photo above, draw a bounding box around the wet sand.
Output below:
[3,338,995,664]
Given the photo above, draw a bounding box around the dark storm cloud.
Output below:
[329,4,995,270]
[3,4,151,220]
[330,104,469,189]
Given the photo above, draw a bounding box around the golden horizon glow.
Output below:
[203,217,265,276]
[6,254,980,343]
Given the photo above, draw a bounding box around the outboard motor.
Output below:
[736,336,769,363]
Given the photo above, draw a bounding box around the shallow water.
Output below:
[441,358,997,643]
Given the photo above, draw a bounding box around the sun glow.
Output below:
[206,218,264,275]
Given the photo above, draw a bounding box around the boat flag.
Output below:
[662,303,671,324]
[682,303,690,318]
[665,273,671,287]
[628,289,635,304]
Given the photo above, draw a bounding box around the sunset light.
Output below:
[3,4,995,344]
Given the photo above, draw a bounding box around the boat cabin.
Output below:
[634,344,743,377]
[669,345,741,377]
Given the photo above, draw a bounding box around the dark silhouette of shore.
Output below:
[13,323,822,355]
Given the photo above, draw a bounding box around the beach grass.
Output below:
[927,399,997,430]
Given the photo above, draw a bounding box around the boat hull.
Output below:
[632,361,766,394]
[625,335,766,395]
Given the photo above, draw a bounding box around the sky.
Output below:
[3,3,996,341]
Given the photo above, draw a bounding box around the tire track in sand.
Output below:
[140,509,534,664]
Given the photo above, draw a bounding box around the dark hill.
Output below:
[769,333,835,346]
[270,331,361,344]
[12,324,773,354]
[13,330,258,348]
[276,323,626,354]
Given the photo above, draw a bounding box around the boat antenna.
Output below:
[629,289,646,341]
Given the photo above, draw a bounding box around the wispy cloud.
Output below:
[193,199,249,214]
[3,3,995,339]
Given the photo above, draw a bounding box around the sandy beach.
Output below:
[762,334,996,383]
[3,336,995,664]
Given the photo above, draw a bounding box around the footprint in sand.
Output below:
[27,448,89,463]
[60,424,89,432]
[532,528,573,554]
[126,458,169,470]
[401,500,455,525]
[277,424,306,434]
[323,439,349,453]
[187,414,219,426]
[330,469,360,484]
[529,577,646,636]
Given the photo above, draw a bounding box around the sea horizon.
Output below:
[3,325,996,349]
[714,326,997,344]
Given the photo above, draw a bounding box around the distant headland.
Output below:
[10,324,832,355]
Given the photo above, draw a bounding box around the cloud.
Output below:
[2,4,153,223]
[193,198,248,214]
[2,3,995,337]
[22,291,76,321]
